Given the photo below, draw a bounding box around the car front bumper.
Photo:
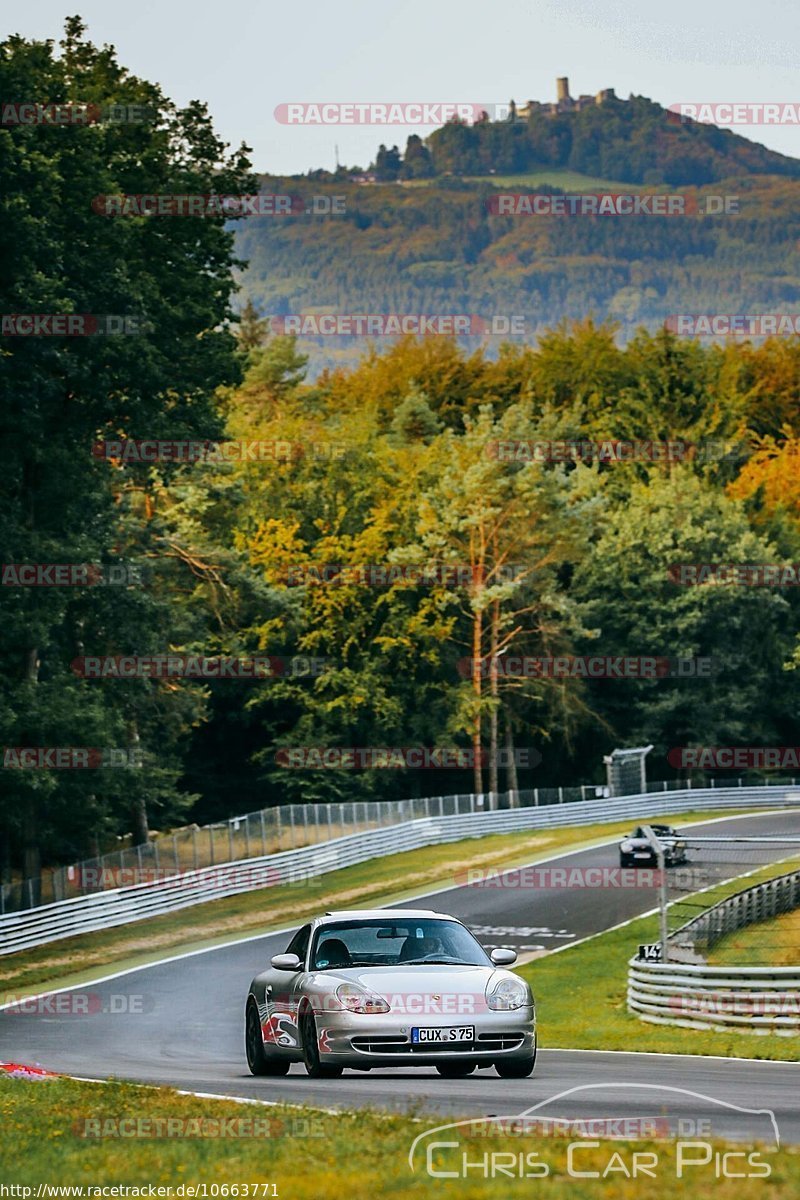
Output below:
[315,1006,536,1066]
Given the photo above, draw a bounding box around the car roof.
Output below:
[319,908,452,921]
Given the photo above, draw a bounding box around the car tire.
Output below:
[619,854,633,868]
[496,1036,537,1078]
[245,999,290,1076]
[435,1061,476,1078]
[300,1009,343,1079]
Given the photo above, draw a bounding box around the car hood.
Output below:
[313,963,512,1015]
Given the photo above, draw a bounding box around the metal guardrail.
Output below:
[627,960,800,1033]
[2,784,799,957]
[628,867,800,1034]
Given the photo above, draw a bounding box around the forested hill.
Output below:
[406,95,800,184]
[235,169,800,377]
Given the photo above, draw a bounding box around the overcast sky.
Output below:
[5,0,800,174]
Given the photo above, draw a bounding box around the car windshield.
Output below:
[310,918,491,970]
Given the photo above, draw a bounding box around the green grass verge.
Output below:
[1,1076,797,1196]
[520,856,800,1061]
[0,809,760,1000]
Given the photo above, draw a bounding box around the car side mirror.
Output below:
[491,947,517,966]
[271,953,302,971]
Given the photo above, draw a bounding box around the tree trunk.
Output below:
[505,711,519,806]
[129,718,150,845]
[471,605,483,796]
[21,646,42,901]
[488,600,500,806]
[21,802,41,903]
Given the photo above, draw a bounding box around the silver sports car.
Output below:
[245,908,536,1079]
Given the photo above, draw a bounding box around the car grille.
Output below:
[350,1036,409,1053]
[350,1033,524,1055]
[476,1033,525,1051]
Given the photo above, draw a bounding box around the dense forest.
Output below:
[3,23,800,884]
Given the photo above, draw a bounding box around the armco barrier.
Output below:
[2,785,799,956]
[628,867,800,1034]
[628,959,800,1034]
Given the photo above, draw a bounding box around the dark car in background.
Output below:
[619,824,688,868]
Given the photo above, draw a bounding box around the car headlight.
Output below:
[487,976,529,1011]
[335,983,390,1014]
[620,841,634,852]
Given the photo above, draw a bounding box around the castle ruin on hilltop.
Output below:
[516,77,616,119]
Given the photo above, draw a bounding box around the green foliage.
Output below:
[0,19,253,876]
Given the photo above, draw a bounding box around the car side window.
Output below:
[284,924,311,966]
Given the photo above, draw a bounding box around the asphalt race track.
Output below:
[2,810,799,1143]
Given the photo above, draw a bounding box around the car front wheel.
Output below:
[435,1061,476,1077]
[496,1036,537,1078]
[245,999,290,1076]
[300,1009,343,1079]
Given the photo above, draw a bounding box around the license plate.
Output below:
[634,853,651,859]
[411,1025,474,1044]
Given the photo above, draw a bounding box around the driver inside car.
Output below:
[397,933,445,962]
